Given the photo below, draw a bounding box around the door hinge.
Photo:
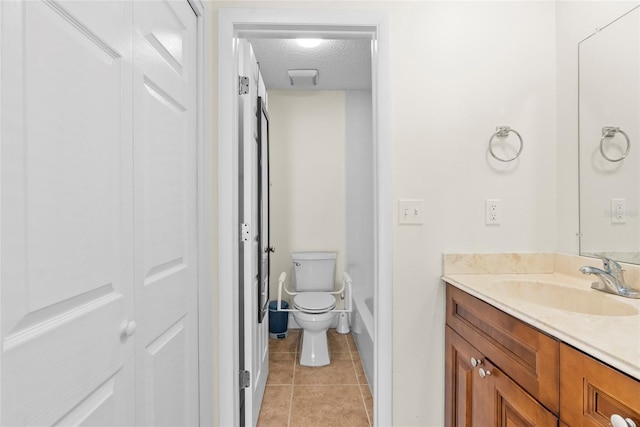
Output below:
[239,370,251,389]
[240,223,250,242]
[238,76,249,95]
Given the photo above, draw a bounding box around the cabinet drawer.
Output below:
[446,284,560,414]
[560,343,640,426]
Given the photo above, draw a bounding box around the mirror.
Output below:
[579,6,640,264]
[257,96,271,322]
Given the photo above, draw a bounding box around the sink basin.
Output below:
[485,280,639,316]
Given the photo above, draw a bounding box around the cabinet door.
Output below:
[560,344,640,426]
[446,326,484,426]
[445,326,490,427]
[479,358,559,427]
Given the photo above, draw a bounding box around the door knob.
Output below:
[470,357,483,367]
[478,368,491,378]
[611,414,637,427]
[267,246,276,253]
[121,320,137,339]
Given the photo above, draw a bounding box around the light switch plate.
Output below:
[398,199,424,225]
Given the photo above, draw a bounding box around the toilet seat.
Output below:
[293,292,336,313]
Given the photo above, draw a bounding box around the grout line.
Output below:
[359,383,373,427]
[288,383,364,387]
[287,331,299,427]
[286,383,294,427]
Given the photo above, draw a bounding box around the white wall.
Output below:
[390,3,556,424]
[212,2,558,425]
[267,90,346,298]
[555,1,636,255]
[345,90,374,301]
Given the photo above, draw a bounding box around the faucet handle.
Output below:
[593,254,623,273]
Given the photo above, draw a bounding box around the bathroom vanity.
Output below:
[445,285,559,425]
[443,254,640,427]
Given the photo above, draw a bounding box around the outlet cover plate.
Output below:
[611,198,626,224]
[485,199,501,225]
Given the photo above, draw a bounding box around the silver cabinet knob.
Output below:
[611,414,637,427]
[470,357,483,367]
[478,368,491,378]
[121,320,137,338]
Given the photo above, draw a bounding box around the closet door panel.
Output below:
[133,1,199,425]
[0,1,135,425]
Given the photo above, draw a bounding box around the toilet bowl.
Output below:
[292,291,337,366]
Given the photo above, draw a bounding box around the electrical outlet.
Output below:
[611,198,626,224]
[485,199,501,225]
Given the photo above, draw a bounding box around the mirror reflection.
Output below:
[579,5,640,264]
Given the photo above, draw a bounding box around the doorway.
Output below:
[217,8,392,426]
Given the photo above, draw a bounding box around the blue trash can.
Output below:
[269,300,289,339]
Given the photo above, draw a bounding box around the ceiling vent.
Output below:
[288,69,318,87]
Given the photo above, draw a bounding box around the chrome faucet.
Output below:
[579,255,640,299]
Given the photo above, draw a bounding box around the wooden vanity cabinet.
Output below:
[445,283,560,426]
[446,284,560,414]
[446,326,558,426]
[445,282,640,427]
[560,343,640,426]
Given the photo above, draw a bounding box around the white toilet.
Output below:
[291,252,338,367]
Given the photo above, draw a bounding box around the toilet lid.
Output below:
[293,292,336,313]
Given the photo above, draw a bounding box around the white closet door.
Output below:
[0,1,135,425]
[132,1,199,425]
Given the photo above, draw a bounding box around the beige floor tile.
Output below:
[331,352,354,361]
[257,385,292,427]
[269,330,300,353]
[346,334,358,352]
[260,329,372,426]
[271,352,296,363]
[327,330,351,353]
[294,359,358,385]
[268,359,295,385]
[289,385,370,427]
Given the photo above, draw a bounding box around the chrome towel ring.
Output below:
[488,126,523,162]
[600,126,630,162]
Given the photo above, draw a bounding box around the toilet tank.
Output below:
[291,252,336,292]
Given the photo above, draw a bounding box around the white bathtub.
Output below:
[351,294,374,391]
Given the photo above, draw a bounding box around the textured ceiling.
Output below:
[249,38,372,90]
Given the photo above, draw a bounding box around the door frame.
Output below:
[217,8,393,426]
[188,0,214,426]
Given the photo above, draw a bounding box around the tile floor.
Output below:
[257,329,373,427]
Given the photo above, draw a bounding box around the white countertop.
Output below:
[443,271,640,381]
